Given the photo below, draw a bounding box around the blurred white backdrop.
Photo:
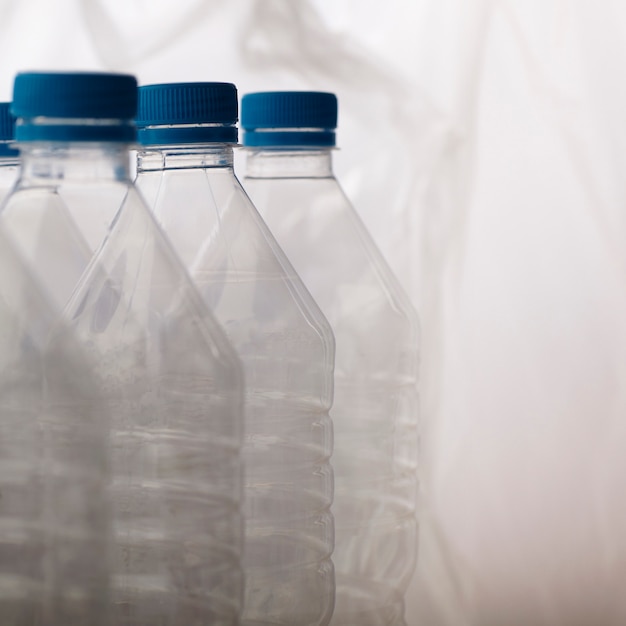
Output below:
[2,1,626,624]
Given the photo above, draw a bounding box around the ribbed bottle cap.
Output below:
[137,82,238,145]
[0,103,17,157]
[241,91,337,148]
[12,72,138,143]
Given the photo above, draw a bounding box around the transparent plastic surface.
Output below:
[244,149,420,626]
[0,146,129,311]
[0,226,110,625]
[137,145,335,626]
[0,156,18,204]
[1,143,246,625]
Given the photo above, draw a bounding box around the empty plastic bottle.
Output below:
[135,82,335,626]
[2,72,245,625]
[0,103,18,202]
[0,224,111,626]
[242,91,420,626]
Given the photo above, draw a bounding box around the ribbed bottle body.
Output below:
[137,150,336,626]
[0,227,111,625]
[1,146,246,625]
[245,158,419,626]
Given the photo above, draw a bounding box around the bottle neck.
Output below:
[18,143,131,183]
[137,145,235,172]
[245,149,334,179]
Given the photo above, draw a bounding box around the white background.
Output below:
[2,1,626,623]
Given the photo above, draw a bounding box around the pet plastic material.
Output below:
[0,224,111,625]
[242,91,420,626]
[136,81,336,626]
[1,71,246,626]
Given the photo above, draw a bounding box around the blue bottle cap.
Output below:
[12,72,138,143]
[241,91,337,148]
[136,82,238,146]
[0,103,17,157]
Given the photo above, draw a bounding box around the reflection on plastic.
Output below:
[0,226,111,625]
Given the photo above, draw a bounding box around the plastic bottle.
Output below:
[0,224,111,625]
[2,72,245,625]
[241,91,420,626]
[135,82,335,626]
[0,103,18,202]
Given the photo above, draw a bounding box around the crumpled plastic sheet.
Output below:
[1,1,625,624]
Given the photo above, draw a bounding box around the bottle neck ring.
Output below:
[15,117,136,143]
[137,145,235,172]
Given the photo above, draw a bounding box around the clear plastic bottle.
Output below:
[135,82,335,626]
[0,103,18,202]
[0,224,111,625]
[241,92,420,626]
[2,72,246,625]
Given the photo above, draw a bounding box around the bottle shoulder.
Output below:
[65,188,244,383]
[244,175,419,331]
[135,166,337,360]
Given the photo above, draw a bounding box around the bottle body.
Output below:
[137,146,335,626]
[244,150,420,626]
[0,226,111,625]
[1,143,246,625]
